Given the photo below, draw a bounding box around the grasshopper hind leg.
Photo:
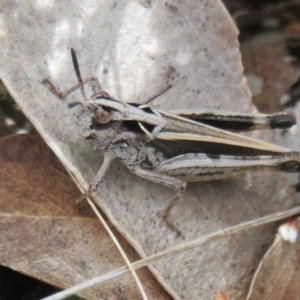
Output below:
[129,166,186,235]
[162,191,185,236]
[74,154,114,206]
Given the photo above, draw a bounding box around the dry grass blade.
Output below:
[43,205,300,300]
[86,198,148,300]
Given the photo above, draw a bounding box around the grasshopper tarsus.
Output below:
[164,217,182,237]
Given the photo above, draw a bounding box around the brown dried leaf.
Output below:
[247,218,300,300]
[241,32,300,113]
[0,134,171,300]
[0,1,298,299]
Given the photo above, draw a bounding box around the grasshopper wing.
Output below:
[169,110,296,131]
[149,110,292,154]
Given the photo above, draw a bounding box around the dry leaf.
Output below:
[0,134,171,300]
[0,1,298,299]
[247,218,300,300]
[241,32,300,113]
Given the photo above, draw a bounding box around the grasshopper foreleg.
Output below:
[42,49,108,103]
[75,154,114,205]
[42,76,101,101]
[162,191,184,236]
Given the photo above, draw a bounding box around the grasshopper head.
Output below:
[92,92,114,125]
[83,108,121,149]
[82,94,123,149]
[92,107,112,124]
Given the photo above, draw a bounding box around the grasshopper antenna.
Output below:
[71,48,111,102]
[70,48,88,102]
[42,48,108,108]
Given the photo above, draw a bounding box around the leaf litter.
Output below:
[0,0,300,299]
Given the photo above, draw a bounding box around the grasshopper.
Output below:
[43,49,300,234]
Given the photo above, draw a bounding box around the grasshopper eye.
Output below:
[92,107,112,124]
